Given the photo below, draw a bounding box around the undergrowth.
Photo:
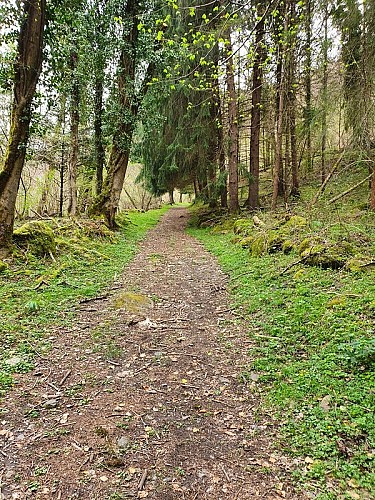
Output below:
[0,208,169,398]
[188,179,375,499]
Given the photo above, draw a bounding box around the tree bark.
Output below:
[67,50,79,216]
[370,163,375,210]
[272,38,286,210]
[225,31,239,214]
[305,0,313,172]
[94,75,105,196]
[247,4,265,210]
[91,0,154,227]
[321,1,328,184]
[289,0,299,197]
[0,0,46,254]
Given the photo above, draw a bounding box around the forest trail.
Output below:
[1,208,306,500]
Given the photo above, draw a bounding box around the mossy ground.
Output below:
[0,208,169,397]
[188,171,375,499]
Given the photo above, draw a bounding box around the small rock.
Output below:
[117,371,131,378]
[43,399,58,409]
[319,395,331,412]
[5,356,22,367]
[249,372,260,382]
[117,436,129,448]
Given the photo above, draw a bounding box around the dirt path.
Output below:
[1,208,305,500]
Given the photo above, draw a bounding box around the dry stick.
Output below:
[59,369,71,386]
[79,294,109,304]
[138,469,148,490]
[328,173,373,204]
[47,381,60,392]
[310,149,347,207]
[280,255,309,275]
[133,362,152,375]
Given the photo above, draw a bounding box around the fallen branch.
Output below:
[280,255,309,275]
[328,173,373,204]
[310,150,346,207]
[79,294,109,304]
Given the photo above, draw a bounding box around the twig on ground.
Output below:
[79,294,109,304]
[280,256,309,275]
[47,381,60,392]
[221,464,231,482]
[107,360,121,366]
[138,469,148,490]
[133,363,152,375]
[59,370,71,386]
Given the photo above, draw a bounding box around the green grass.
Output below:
[188,201,375,498]
[0,208,169,397]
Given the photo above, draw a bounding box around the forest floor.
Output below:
[0,207,306,500]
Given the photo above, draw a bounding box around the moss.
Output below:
[238,236,255,248]
[13,221,56,257]
[267,231,285,253]
[251,235,268,256]
[233,218,253,235]
[301,245,346,269]
[0,260,8,273]
[298,238,313,255]
[211,219,235,234]
[282,240,295,254]
[113,291,154,313]
[327,296,347,308]
[284,215,308,229]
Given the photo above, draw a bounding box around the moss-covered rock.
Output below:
[284,215,308,229]
[239,236,255,248]
[298,238,314,255]
[267,231,285,253]
[13,221,56,257]
[233,218,253,236]
[251,235,268,256]
[282,239,295,254]
[301,244,346,269]
[113,291,153,313]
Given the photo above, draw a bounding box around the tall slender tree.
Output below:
[0,0,46,253]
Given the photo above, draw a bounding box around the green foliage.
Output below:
[188,197,375,497]
[0,208,168,397]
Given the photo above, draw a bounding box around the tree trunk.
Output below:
[370,163,375,210]
[289,0,299,197]
[321,1,328,184]
[214,75,227,208]
[247,5,265,210]
[225,31,239,214]
[305,0,313,172]
[168,189,174,204]
[272,46,286,210]
[0,0,46,254]
[91,0,153,228]
[67,50,79,216]
[94,75,105,196]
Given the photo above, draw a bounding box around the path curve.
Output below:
[1,208,305,499]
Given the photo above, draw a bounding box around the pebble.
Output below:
[43,399,58,409]
[117,436,129,448]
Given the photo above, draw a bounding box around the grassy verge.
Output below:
[0,207,169,397]
[188,206,374,499]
